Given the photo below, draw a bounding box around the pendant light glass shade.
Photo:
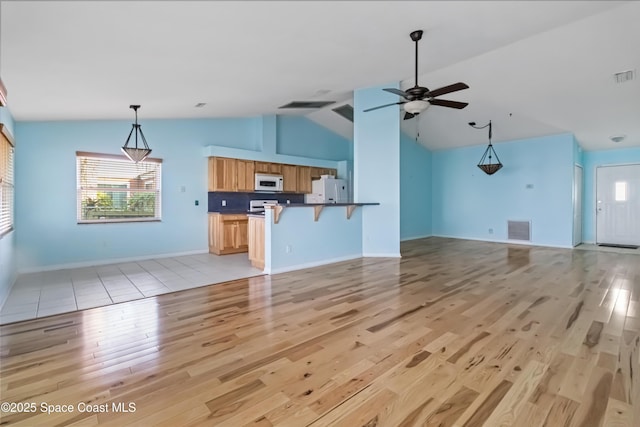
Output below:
[404,100,430,114]
[121,105,151,163]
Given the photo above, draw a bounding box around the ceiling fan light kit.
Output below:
[121,105,152,163]
[470,120,503,175]
[404,100,430,114]
[363,29,469,119]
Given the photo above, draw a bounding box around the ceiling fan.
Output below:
[364,30,469,120]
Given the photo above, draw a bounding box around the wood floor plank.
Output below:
[0,237,638,426]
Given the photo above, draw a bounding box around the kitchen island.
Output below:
[248,202,379,274]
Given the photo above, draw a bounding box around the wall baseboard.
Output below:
[431,234,573,249]
[17,249,210,274]
[400,234,432,242]
[361,252,402,258]
[265,254,362,275]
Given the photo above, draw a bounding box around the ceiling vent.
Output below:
[332,104,354,122]
[279,101,336,109]
[614,70,635,84]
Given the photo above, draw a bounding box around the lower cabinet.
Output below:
[209,213,249,255]
[248,216,265,269]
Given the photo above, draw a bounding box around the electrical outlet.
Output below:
[488,228,494,234]
[285,245,292,253]
[222,200,226,207]
[286,200,290,204]
[195,200,199,206]
[180,185,186,193]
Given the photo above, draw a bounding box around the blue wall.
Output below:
[265,206,363,274]
[0,106,16,306]
[14,116,350,271]
[276,116,351,161]
[432,133,575,248]
[354,83,401,257]
[400,132,432,240]
[203,115,346,171]
[582,147,640,243]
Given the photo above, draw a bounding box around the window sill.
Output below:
[77,219,161,225]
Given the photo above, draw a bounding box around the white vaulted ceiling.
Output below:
[1,1,638,150]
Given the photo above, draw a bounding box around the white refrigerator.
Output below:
[305,177,348,204]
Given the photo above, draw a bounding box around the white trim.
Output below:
[400,234,432,242]
[361,252,402,258]
[17,249,209,274]
[265,253,362,275]
[431,234,573,249]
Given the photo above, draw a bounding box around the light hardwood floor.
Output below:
[0,237,638,426]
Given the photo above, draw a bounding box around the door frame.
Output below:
[595,163,640,245]
[573,164,583,247]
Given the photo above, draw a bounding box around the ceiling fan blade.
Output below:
[383,88,409,98]
[363,101,405,112]
[429,99,469,109]
[427,82,469,98]
[403,112,416,120]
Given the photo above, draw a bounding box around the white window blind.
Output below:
[0,125,14,236]
[76,151,162,223]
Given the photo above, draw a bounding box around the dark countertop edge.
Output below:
[209,203,379,214]
[208,210,250,215]
[268,202,379,208]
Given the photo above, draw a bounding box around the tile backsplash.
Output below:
[208,192,305,213]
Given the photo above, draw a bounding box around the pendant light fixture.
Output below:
[121,105,151,163]
[469,120,503,175]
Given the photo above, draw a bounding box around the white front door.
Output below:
[596,164,640,246]
[573,165,583,246]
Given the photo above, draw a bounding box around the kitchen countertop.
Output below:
[264,202,380,223]
[279,202,379,207]
[208,210,250,215]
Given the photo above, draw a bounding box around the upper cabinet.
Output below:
[237,159,255,192]
[255,161,282,174]
[310,167,337,180]
[281,164,298,193]
[209,157,237,191]
[297,166,312,194]
[208,157,338,194]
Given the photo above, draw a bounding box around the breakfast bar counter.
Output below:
[265,202,379,224]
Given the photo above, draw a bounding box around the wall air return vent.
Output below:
[279,101,336,109]
[508,220,531,241]
[332,104,354,122]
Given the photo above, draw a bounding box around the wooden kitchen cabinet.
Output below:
[209,213,249,255]
[281,164,298,193]
[310,167,336,180]
[248,216,265,269]
[255,161,282,174]
[208,156,338,194]
[297,166,312,193]
[236,159,255,192]
[208,157,238,192]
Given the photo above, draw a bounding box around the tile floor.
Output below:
[0,253,263,325]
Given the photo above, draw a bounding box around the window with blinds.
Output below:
[0,125,14,236]
[76,151,162,223]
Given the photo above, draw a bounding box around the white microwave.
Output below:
[255,173,284,192]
